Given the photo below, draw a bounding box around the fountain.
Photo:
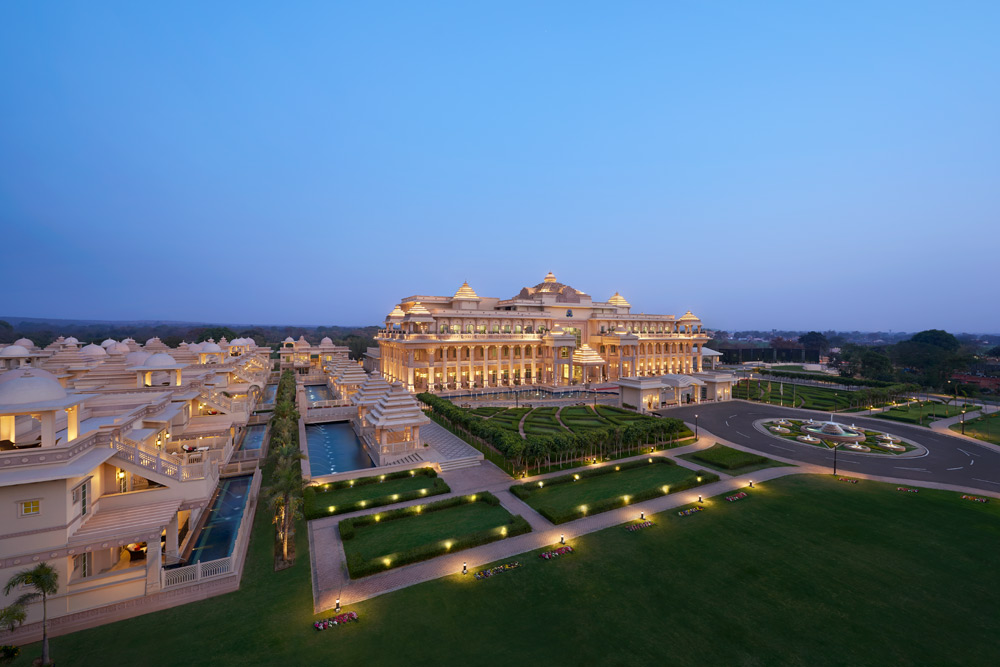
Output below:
[800,420,866,443]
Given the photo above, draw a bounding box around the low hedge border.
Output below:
[304,474,450,520]
[340,492,531,577]
[510,458,719,524]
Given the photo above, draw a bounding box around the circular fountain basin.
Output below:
[878,442,905,451]
[844,443,871,452]
[797,435,820,444]
[801,421,866,443]
[770,426,790,434]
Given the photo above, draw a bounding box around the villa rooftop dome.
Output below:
[320,337,333,346]
[387,305,405,319]
[296,336,311,348]
[201,342,222,353]
[126,351,152,366]
[101,338,117,348]
[0,369,68,405]
[678,311,700,322]
[514,272,588,302]
[13,338,33,349]
[63,337,79,346]
[144,352,178,367]
[109,342,130,355]
[0,345,29,358]
[80,343,107,358]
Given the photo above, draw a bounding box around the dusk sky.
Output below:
[1,2,997,332]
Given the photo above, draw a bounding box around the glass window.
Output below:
[19,500,39,516]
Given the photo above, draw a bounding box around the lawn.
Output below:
[522,406,566,435]
[513,459,709,523]
[303,471,449,519]
[951,410,1000,445]
[878,401,971,427]
[734,380,856,411]
[342,500,516,573]
[682,443,790,475]
[19,475,1000,666]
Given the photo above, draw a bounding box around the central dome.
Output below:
[514,272,588,303]
[144,352,178,367]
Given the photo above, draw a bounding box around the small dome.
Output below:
[188,342,204,352]
[0,367,58,385]
[101,338,117,348]
[64,336,79,345]
[543,272,557,283]
[320,337,333,345]
[109,342,130,355]
[0,345,29,358]
[453,281,480,300]
[296,336,311,348]
[126,351,152,366]
[80,343,107,358]
[608,292,631,307]
[283,337,294,343]
[144,352,178,367]
[13,338,33,348]
[201,343,222,353]
[0,370,68,405]
[145,337,161,347]
[678,311,700,322]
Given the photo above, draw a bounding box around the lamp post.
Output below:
[832,442,843,476]
[962,408,966,436]
[695,414,699,440]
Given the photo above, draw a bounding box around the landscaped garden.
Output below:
[339,492,531,577]
[878,400,973,427]
[681,443,789,475]
[14,474,1000,665]
[734,379,915,412]
[419,394,695,476]
[510,458,716,524]
[951,409,1000,445]
[303,467,449,519]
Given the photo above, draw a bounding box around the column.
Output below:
[40,411,56,448]
[146,536,162,593]
[0,415,15,443]
[66,405,79,442]
[165,514,179,559]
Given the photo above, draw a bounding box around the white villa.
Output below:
[0,335,272,639]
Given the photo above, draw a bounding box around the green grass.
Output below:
[303,474,448,519]
[683,443,790,475]
[766,420,917,456]
[343,501,514,566]
[878,401,971,427]
[518,462,701,521]
[20,474,1000,666]
[522,407,567,435]
[734,380,856,411]
[951,410,1000,445]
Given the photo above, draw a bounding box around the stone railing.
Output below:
[376,330,545,342]
[0,430,102,471]
[112,435,210,482]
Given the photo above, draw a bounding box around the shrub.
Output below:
[692,444,768,470]
[304,474,451,520]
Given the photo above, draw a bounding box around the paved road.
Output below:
[661,401,1000,494]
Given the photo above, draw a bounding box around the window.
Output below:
[19,500,40,516]
[73,552,92,579]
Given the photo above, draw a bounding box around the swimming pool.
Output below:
[305,422,375,476]
[306,384,334,404]
[187,475,252,563]
[262,384,278,403]
[237,425,267,452]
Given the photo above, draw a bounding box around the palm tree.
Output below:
[266,463,305,563]
[266,441,305,469]
[4,562,58,665]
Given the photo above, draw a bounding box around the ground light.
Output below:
[560,534,565,545]
[698,495,703,503]
[462,562,467,575]
[640,511,645,520]
[335,599,341,613]
[749,480,754,488]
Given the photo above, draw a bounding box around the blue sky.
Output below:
[1,1,997,331]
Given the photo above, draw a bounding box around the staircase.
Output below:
[438,456,481,471]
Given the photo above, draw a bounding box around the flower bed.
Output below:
[304,469,450,519]
[897,487,919,493]
[725,491,748,502]
[838,477,859,484]
[626,520,653,532]
[314,611,359,630]
[961,495,989,504]
[474,561,521,580]
[678,506,703,517]
[540,546,574,559]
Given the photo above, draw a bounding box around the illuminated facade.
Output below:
[377,273,712,392]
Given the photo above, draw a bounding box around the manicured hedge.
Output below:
[303,468,450,520]
[339,492,531,577]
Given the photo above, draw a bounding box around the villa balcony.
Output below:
[376,330,545,343]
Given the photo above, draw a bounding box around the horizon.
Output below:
[2,2,998,331]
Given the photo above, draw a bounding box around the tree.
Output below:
[910,329,960,352]
[194,326,238,343]
[4,562,58,666]
[986,345,1000,358]
[266,463,305,563]
[860,350,895,382]
[798,331,829,351]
